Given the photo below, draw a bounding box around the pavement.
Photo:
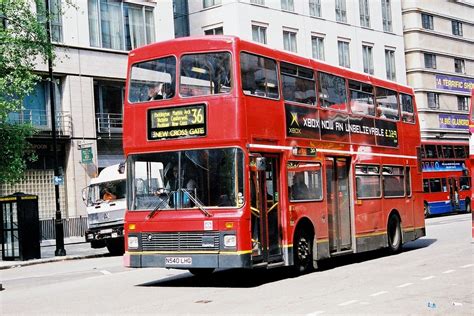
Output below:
[0,237,110,270]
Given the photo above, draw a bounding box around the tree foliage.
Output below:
[0,0,53,184]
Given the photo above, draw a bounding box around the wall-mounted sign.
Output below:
[148,104,206,140]
[435,74,474,93]
[81,146,93,164]
[438,114,468,130]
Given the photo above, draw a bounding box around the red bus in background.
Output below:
[421,142,471,217]
[122,36,425,275]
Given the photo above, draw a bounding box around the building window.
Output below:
[252,24,267,44]
[359,0,370,27]
[203,0,221,8]
[94,81,125,133]
[381,0,392,32]
[204,26,223,35]
[88,0,155,51]
[385,49,396,81]
[338,40,350,68]
[458,96,469,111]
[424,53,437,69]
[427,92,439,109]
[309,0,321,17]
[311,36,325,60]
[362,45,374,75]
[281,0,294,12]
[452,20,463,36]
[36,0,63,43]
[8,78,61,128]
[174,0,190,38]
[335,0,347,22]
[251,0,265,5]
[283,30,297,52]
[421,13,433,30]
[454,58,465,74]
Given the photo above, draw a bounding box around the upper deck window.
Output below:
[180,52,231,97]
[400,93,415,123]
[375,87,399,120]
[349,80,374,116]
[281,62,316,105]
[240,52,279,99]
[128,56,176,103]
[318,72,347,111]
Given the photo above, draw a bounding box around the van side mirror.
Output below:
[82,187,88,205]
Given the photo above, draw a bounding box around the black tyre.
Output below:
[387,215,402,254]
[106,238,125,256]
[188,268,215,276]
[90,239,106,249]
[424,202,431,218]
[293,229,313,274]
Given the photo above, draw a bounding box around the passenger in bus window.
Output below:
[292,173,309,200]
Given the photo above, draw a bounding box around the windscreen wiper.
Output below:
[146,193,171,220]
[180,189,212,217]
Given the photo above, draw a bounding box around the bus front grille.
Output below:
[141,231,220,251]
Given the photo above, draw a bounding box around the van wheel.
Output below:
[106,238,125,256]
[293,229,313,274]
[387,215,402,254]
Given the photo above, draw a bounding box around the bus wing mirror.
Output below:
[256,157,266,171]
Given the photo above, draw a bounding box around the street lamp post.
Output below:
[45,0,65,256]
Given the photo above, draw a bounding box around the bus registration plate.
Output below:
[165,257,192,265]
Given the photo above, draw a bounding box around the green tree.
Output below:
[0,0,54,184]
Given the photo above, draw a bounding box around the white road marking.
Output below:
[397,283,413,288]
[442,269,455,274]
[100,270,112,275]
[422,276,435,280]
[338,300,358,306]
[370,291,388,297]
[460,264,473,268]
[306,311,325,316]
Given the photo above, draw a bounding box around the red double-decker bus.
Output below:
[421,142,471,217]
[122,36,425,275]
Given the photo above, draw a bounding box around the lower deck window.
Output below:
[355,165,381,198]
[287,162,322,201]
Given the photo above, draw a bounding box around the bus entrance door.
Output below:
[325,157,352,254]
[448,177,459,210]
[250,155,282,265]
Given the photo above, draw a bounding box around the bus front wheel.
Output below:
[424,202,431,218]
[387,215,402,254]
[188,268,214,277]
[293,229,313,274]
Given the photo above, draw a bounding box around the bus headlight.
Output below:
[223,235,236,248]
[128,236,139,249]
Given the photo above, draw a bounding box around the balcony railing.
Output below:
[96,112,123,136]
[7,110,72,137]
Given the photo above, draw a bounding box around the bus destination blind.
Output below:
[148,104,207,140]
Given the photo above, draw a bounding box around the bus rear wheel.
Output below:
[387,215,402,254]
[293,229,313,274]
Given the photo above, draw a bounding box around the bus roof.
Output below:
[128,35,414,95]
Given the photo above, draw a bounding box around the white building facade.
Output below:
[402,0,473,143]
[185,0,407,84]
[1,0,175,219]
